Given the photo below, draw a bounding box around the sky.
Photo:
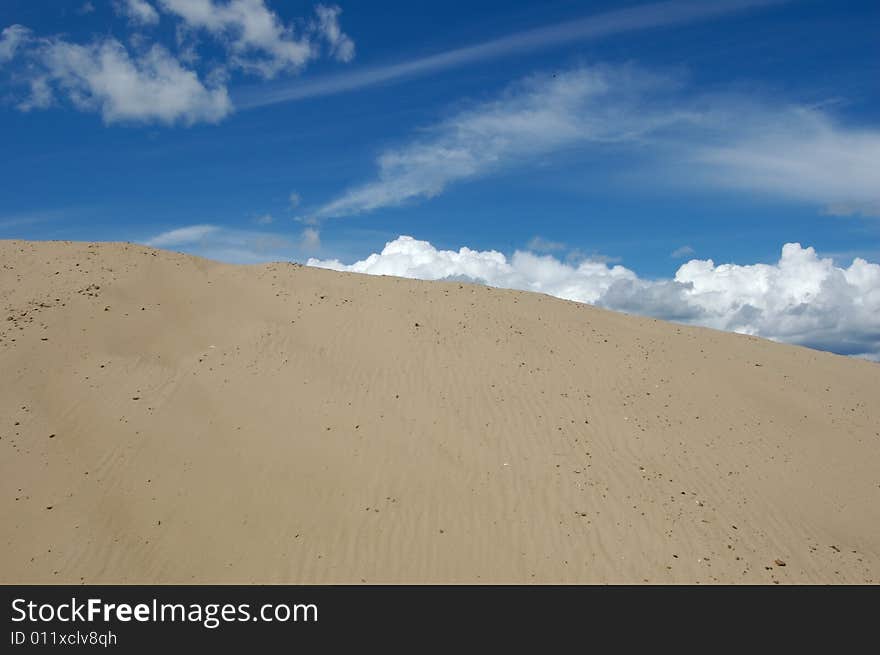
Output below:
[1,0,878,358]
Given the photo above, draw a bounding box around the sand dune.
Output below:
[1,239,878,584]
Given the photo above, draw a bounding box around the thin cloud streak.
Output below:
[234,0,790,110]
[310,64,880,221]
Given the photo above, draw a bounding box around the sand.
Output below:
[1,239,878,584]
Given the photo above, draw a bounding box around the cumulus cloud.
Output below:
[158,0,334,78]
[309,235,880,359]
[309,235,639,301]
[13,37,231,124]
[0,25,30,63]
[313,4,355,63]
[114,0,161,26]
[313,65,880,221]
[18,75,53,111]
[2,1,355,125]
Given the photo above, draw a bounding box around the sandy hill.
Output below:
[1,239,878,584]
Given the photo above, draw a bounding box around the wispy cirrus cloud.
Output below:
[145,224,220,247]
[237,0,789,108]
[527,236,567,253]
[313,65,684,218]
[0,209,69,232]
[692,109,880,218]
[299,227,321,250]
[309,64,880,221]
[143,223,321,262]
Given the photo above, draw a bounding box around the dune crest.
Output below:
[1,240,878,583]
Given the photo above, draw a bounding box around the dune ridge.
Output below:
[1,239,878,584]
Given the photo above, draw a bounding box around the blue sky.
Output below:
[1,1,879,357]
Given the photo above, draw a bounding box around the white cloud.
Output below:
[309,235,880,359]
[142,223,313,263]
[309,235,638,302]
[114,0,161,26]
[315,66,679,219]
[254,214,274,225]
[158,0,316,78]
[78,2,97,15]
[671,245,695,259]
[288,191,301,208]
[572,250,621,265]
[527,236,566,253]
[300,227,321,250]
[692,105,880,217]
[313,4,354,63]
[312,65,880,221]
[3,2,354,125]
[237,0,785,108]
[22,38,231,124]
[0,25,30,63]
[18,75,53,111]
[145,224,219,247]
[823,204,880,219]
